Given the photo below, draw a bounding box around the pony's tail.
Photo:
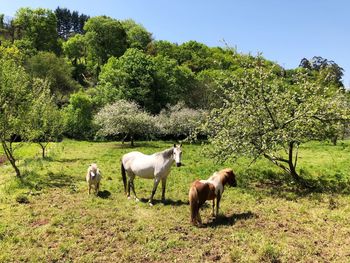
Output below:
[189,184,199,225]
[121,161,127,194]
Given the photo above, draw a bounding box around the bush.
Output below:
[155,102,206,139]
[94,100,155,146]
[63,92,95,139]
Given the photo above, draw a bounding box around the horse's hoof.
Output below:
[135,198,139,202]
[127,196,131,200]
[149,202,154,207]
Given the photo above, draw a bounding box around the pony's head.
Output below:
[173,144,182,167]
[221,168,237,187]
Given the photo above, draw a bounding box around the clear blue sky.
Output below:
[1,0,349,87]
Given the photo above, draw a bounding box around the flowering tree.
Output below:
[94,100,154,146]
[156,103,206,139]
[201,58,349,182]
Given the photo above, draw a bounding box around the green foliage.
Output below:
[152,55,195,110]
[121,19,152,51]
[62,34,87,64]
[0,57,32,176]
[63,92,95,139]
[13,8,60,54]
[94,100,154,145]
[84,16,127,66]
[62,34,88,85]
[25,51,78,104]
[27,79,64,157]
[55,7,89,40]
[97,48,156,111]
[201,56,350,178]
[299,56,344,88]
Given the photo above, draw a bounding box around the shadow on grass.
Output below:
[54,157,92,163]
[139,198,188,206]
[204,211,255,228]
[243,169,350,200]
[112,142,163,149]
[98,190,111,199]
[19,170,78,191]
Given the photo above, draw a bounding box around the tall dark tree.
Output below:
[55,7,72,40]
[55,7,89,40]
[299,56,344,87]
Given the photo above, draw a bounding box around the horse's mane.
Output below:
[157,147,174,159]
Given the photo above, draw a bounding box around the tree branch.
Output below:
[263,153,291,175]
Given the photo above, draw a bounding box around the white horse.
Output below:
[121,144,182,205]
[86,163,102,195]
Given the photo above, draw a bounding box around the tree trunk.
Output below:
[331,135,337,146]
[130,135,134,147]
[288,141,301,182]
[39,143,46,158]
[1,141,21,178]
[122,134,128,145]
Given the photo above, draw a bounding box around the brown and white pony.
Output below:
[189,168,237,226]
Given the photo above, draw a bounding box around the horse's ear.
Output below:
[173,144,176,148]
[180,143,182,147]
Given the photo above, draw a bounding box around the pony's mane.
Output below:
[217,168,234,185]
[157,147,174,158]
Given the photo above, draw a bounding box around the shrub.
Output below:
[94,100,155,146]
[155,103,207,139]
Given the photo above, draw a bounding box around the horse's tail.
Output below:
[121,161,127,194]
[189,183,199,225]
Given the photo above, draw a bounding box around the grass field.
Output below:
[1,140,350,262]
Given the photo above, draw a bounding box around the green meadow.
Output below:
[1,140,350,262]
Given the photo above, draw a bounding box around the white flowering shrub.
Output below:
[94,100,155,146]
[155,103,207,139]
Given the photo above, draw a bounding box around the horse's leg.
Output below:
[130,178,139,201]
[212,199,215,217]
[149,177,160,206]
[161,177,167,203]
[197,209,202,225]
[216,193,221,218]
[96,182,100,195]
[126,172,134,199]
[88,183,91,195]
[127,180,131,199]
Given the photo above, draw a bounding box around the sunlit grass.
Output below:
[1,139,350,262]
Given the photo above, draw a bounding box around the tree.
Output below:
[156,103,206,139]
[152,55,195,110]
[26,51,78,105]
[201,57,349,183]
[27,79,64,158]
[0,58,32,177]
[84,16,127,67]
[55,7,89,40]
[121,19,152,50]
[176,41,212,72]
[13,8,60,54]
[97,48,156,111]
[63,92,95,139]
[94,100,155,146]
[62,34,88,85]
[299,56,344,88]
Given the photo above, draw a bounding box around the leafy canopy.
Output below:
[201,57,349,178]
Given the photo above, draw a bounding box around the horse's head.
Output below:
[222,168,237,187]
[173,144,182,167]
